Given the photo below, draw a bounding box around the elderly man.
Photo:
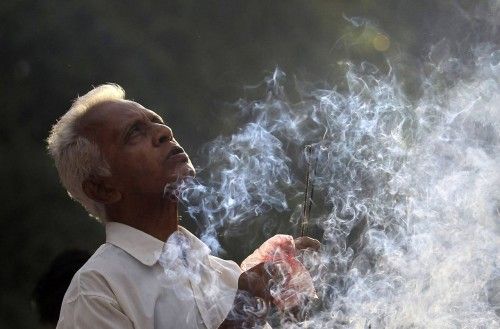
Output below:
[48,84,318,328]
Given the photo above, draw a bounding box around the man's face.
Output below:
[78,100,195,198]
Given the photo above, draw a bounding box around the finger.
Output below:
[294,236,321,251]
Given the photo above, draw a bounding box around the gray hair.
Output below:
[47,84,125,221]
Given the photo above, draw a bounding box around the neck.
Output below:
[105,194,179,242]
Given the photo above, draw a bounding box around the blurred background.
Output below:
[1,0,498,327]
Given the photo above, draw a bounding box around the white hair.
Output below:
[47,84,126,222]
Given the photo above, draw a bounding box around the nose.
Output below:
[153,124,173,146]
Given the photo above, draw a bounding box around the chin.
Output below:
[181,160,196,177]
[170,162,196,181]
[162,164,196,199]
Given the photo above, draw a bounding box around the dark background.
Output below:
[1,1,497,327]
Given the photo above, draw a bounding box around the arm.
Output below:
[218,262,275,329]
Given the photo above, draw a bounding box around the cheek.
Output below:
[110,156,158,186]
[109,147,187,191]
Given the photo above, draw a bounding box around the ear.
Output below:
[82,176,121,204]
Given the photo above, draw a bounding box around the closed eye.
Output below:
[124,122,144,142]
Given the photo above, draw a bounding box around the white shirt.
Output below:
[56,222,242,329]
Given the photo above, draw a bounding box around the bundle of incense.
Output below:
[300,145,316,237]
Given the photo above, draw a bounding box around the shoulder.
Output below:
[63,243,128,303]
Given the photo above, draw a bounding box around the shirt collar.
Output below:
[105,222,210,266]
[106,222,165,266]
[176,226,211,255]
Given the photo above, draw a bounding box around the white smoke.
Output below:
[170,8,500,329]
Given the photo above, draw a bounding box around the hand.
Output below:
[238,237,320,294]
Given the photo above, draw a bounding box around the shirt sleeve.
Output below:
[56,294,134,329]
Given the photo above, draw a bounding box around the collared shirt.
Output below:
[56,222,242,329]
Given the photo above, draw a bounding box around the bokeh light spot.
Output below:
[373,33,390,52]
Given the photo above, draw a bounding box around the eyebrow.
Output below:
[150,114,165,124]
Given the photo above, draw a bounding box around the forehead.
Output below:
[77,100,161,141]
